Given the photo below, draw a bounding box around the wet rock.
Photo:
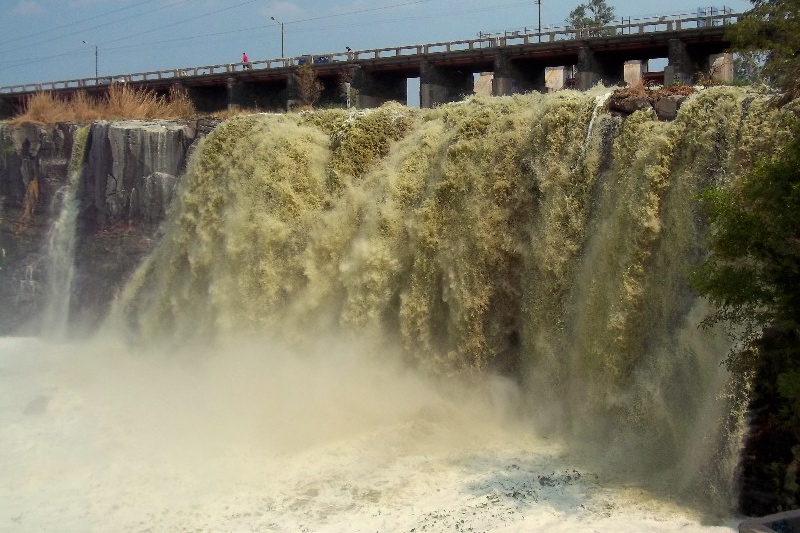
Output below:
[607,95,652,114]
[654,95,687,121]
[0,119,213,334]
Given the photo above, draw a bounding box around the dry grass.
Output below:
[614,78,649,99]
[11,83,196,125]
[609,78,698,108]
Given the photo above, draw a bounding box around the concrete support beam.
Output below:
[664,39,696,85]
[226,77,244,110]
[285,74,298,110]
[624,60,644,86]
[350,67,407,108]
[420,61,473,108]
[492,53,545,95]
[576,46,623,89]
[709,52,733,82]
[545,67,566,92]
[576,46,601,90]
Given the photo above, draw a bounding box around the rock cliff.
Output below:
[0,119,217,335]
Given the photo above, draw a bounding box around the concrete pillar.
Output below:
[285,74,302,110]
[664,39,694,85]
[350,67,407,108]
[226,77,242,110]
[545,66,566,92]
[576,46,601,90]
[624,60,643,86]
[492,53,543,95]
[709,53,734,82]
[420,61,473,108]
[576,46,623,89]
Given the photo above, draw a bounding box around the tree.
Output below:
[732,51,767,86]
[728,0,800,93]
[691,130,800,337]
[691,127,800,514]
[566,0,615,36]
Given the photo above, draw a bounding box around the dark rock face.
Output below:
[606,86,694,121]
[654,95,688,122]
[607,95,652,115]
[738,328,800,517]
[0,119,218,335]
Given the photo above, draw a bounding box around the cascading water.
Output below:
[39,126,89,339]
[3,87,799,531]
[108,87,794,507]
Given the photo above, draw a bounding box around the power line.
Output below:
[0,0,165,47]
[289,0,443,25]
[0,0,537,83]
[0,0,450,69]
[1,0,529,67]
[0,0,192,56]
[96,0,267,47]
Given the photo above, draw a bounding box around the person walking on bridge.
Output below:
[242,52,251,70]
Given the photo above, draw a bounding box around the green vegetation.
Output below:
[691,134,800,338]
[689,0,800,514]
[732,51,767,86]
[691,125,800,515]
[566,0,615,36]
[728,0,800,94]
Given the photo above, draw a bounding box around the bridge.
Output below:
[0,9,738,117]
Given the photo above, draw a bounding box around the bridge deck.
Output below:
[0,10,737,96]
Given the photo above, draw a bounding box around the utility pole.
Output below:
[82,40,98,78]
[537,0,542,42]
[270,16,285,57]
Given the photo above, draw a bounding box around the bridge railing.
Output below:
[0,10,738,95]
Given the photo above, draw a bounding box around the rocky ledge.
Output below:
[0,118,218,335]
[607,84,698,121]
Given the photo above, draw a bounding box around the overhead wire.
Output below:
[0,0,534,83]
[53,0,531,56]
[0,0,192,55]
[0,0,450,70]
[0,0,167,47]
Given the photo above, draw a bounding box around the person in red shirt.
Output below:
[242,52,251,69]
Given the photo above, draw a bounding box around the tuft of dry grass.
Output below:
[11,83,197,125]
[12,92,73,125]
[613,78,648,100]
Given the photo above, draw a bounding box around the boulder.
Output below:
[654,95,687,121]
[607,95,652,114]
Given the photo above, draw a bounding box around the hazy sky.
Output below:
[0,0,751,88]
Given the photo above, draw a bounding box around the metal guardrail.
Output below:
[0,10,738,95]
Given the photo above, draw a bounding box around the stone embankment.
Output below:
[0,119,217,334]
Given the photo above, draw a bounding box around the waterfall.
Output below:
[40,126,89,339]
[107,87,796,512]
